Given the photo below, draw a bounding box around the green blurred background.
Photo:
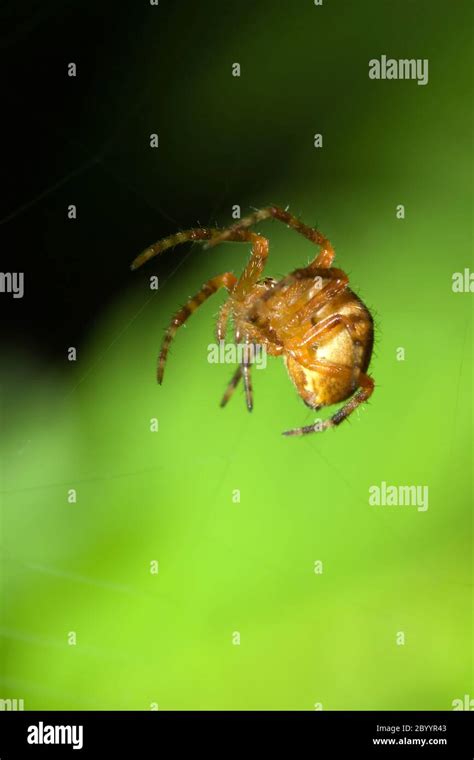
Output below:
[0,0,472,709]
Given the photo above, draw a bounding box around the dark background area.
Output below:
[1,2,177,359]
[0,0,284,362]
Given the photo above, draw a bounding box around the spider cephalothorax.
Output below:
[131,206,375,436]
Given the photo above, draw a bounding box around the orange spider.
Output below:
[131,206,375,436]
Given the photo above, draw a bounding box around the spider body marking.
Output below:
[131,206,375,436]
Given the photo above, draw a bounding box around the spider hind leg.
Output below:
[282,373,374,436]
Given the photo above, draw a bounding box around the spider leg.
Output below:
[205,206,335,268]
[220,366,242,407]
[285,270,349,327]
[131,227,265,271]
[290,353,353,377]
[241,344,254,411]
[232,235,269,299]
[132,226,274,377]
[285,313,358,350]
[216,298,233,342]
[132,223,269,307]
[282,373,374,436]
[248,267,348,331]
[157,272,237,384]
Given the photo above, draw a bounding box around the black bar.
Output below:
[0,711,473,756]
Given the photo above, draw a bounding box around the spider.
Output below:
[131,206,375,436]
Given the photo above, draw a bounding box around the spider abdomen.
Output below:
[284,290,373,410]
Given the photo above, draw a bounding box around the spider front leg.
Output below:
[206,205,335,268]
[282,373,375,436]
[157,272,237,383]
